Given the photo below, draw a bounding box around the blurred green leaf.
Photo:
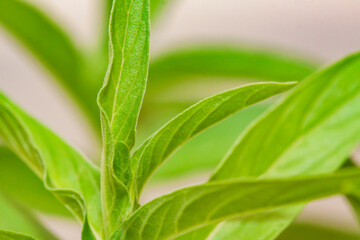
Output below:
[147,46,317,98]
[0,192,57,240]
[0,146,69,216]
[0,91,102,236]
[0,0,100,130]
[97,0,150,236]
[205,52,360,239]
[277,223,360,240]
[150,0,172,22]
[0,229,37,240]
[111,169,360,240]
[132,82,295,198]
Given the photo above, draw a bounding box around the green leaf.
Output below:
[147,104,269,181]
[132,82,295,199]
[204,52,360,239]
[97,0,150,237]
[278,223,360,240]
[0,92,102,236]
[0,146,70,216]
[147,46,317,98]
[111,169,360,240]
[0,229,37,240]
[0,192,57,240]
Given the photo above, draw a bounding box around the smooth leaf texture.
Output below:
[110,169,360,240]
[0,92,101,236]
[131,82,295,199]
[146,47,316,98]
[0,229,36,240]
[203,52,360,239]
[277,223,360,240]
[0,192,57,240]
[97,0,150,236]
[0,146,69,216]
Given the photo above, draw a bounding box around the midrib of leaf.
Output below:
[262,92,360,177]
[113,171,360,240]
[259,64,359,178]
[110,0,138,130]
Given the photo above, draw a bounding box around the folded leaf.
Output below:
[111,169,360,240]
[0,229,36,240]
[0,146,69,216]
[97,0,150,236]
[205,52,360,239]
[132,82,295,198]
[0,192,57,240]
[0,92,101,236]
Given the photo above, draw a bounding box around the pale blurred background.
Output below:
[1,0,360,239]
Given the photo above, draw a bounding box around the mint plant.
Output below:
[1,0,360,240]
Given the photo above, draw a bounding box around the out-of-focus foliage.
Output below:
[0,192,57,240]
[278,223,360,240]
[0,147,69,216]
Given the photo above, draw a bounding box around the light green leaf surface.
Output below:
[132,82,295,199]
[204,52,360,239]
[0,146,69,216]
[0,92,101,236]
[111,169,360,240]
[0,229,37,240]
[97,0,150,237]
[0,192,57,240]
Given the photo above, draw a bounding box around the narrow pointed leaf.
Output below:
[0,192,57,240]
[97,0,150,236]
[148,104,269,181]
[204,52,360,239]
[131,82,295,198]
[0,92,101,236]
[111,169,360,240]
